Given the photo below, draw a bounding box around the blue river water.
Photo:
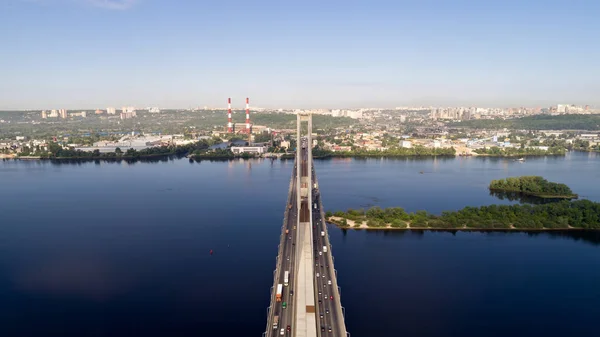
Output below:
[0,152,599,337]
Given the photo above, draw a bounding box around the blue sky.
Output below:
[1,0,598,109]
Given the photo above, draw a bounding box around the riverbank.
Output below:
[327,216,590,231]
[13,153,177,161]
[327,200,600,231]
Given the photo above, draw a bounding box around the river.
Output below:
[0,152,599,337]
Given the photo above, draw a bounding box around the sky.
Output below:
[0,0,599,110]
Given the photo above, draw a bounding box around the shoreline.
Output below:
[331,226,592,232]
[5,150,592,162]
[488,188,578,199]
[327,216,598,232]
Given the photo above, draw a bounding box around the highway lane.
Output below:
[267,164,299,337]
[311,166,346,337]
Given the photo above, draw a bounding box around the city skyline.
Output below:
[1,0,599,109]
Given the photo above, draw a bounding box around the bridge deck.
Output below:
[265,147,346,337]
[294,221,316,337]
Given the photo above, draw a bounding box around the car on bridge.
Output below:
[280,328,285,335]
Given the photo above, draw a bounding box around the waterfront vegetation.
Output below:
[18,139,218,160]
[327,200,600,230]
[473,146,566,157]
[312,146,456,158]
[489,176,577,199]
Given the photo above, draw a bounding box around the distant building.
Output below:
[41,111,47,119]
[107,107,116,114]
[120,111,137,120]
[400,140,412,148]
[230,146,267,155]
[59,109,67,119]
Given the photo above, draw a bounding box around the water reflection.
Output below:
[489,190,574,204]
[355,228,600,246]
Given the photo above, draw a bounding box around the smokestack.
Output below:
[227,98,233,133]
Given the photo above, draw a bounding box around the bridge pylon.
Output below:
[296,112,313,223]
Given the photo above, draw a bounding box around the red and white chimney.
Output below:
[227,98,233,133]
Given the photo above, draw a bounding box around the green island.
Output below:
[489,176,578,199]
[326,200,600,230]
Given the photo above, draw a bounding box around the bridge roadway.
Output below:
[264,163,299,337]
[265,148,347,337]
[311,165,347,336]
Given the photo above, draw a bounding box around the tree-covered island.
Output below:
[489,176,578,199]
[327,176,593,230]
[327,200,600,230]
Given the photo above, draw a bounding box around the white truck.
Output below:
[323,246,327,253]
[273,315,279,330]
[321,231,325,237]
[276,284,283,302]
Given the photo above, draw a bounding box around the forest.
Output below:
[474,146,566,157]
[328,199,600,230]
[489,176,577,198]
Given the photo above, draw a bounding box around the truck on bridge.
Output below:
[284,271,289,286]
[273,315,279,330]
[323,246,327,253]
[276,284,283,302]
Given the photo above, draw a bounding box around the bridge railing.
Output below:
[264,161,297,336]
[313,167,348,336]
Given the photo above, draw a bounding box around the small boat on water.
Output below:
[209,249,213,255]
[419,171,424,174]
[515,158,525,162]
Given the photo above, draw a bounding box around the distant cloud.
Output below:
[86,0,138,10]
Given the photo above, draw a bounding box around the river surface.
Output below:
[1,152,599,337]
